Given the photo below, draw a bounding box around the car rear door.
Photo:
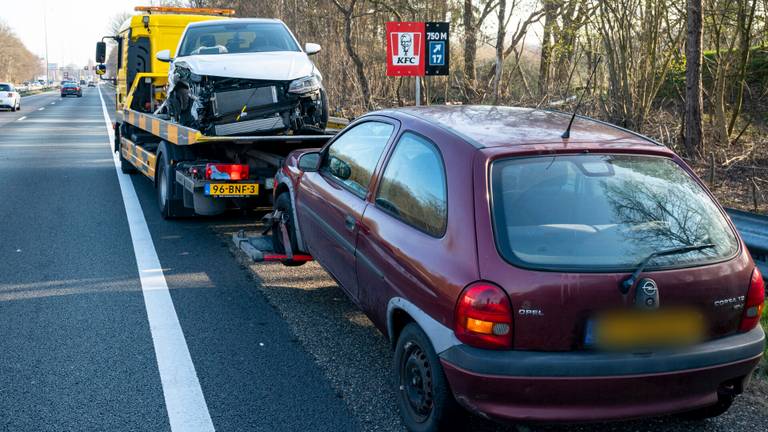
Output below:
[295,118,397,300]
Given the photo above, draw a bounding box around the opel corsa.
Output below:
[273,106,766,431]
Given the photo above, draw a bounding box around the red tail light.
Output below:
[739,268,765,332]
[205,163,249,181]
[454,282,513,349]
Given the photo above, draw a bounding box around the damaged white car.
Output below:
[156,18,327,136]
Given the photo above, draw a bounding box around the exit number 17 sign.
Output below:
[386,21,450,77]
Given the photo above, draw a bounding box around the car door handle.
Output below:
[344,215,356,232]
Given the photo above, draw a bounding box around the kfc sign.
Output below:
[386,22,425,76]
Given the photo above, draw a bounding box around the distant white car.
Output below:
[156,18,327,136]
[0,83,21,111]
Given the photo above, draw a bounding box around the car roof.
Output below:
[187,17,283,27]
[380,105,660,149]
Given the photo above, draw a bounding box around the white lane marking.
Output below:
[50,102,55,105]
[97,86,215,432]
[37,107,44,111]
[17,116,26,121]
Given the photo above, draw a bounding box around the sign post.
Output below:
[425,22,450,76]
[386,21,449,106]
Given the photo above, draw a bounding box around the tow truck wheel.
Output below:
[272,192,305,267]
[156,151,192,219]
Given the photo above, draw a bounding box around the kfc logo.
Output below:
[390,32,421,65]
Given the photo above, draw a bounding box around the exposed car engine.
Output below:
[165,66,328,136]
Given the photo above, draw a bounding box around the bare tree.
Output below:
[332,0,373,110]
[463,0,499,102]
[685,0,704,159]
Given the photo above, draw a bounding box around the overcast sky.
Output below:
[0,0,157,67]
[0,0,542,67]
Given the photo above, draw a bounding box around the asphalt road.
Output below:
[0,86,765,432]
[0,87,357,431]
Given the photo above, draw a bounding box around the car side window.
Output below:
[376,132,447,237]
[322,121,394,197]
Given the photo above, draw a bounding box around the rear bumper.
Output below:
[440,326,764,423]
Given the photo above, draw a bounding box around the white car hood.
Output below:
[174,51,317,81]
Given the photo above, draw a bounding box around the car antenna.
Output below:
[561,56,601,139]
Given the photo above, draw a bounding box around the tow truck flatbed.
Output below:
[115,107,346,217]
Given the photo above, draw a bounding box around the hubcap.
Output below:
[400,341,433,422]
[159,167,168,205]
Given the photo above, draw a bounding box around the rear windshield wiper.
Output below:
[620,243,717,294]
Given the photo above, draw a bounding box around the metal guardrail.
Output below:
[726,208,768,273]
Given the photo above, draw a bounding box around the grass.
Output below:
[762,301,768,356]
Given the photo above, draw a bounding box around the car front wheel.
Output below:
[394,323,465,432]
[272,191,305,267]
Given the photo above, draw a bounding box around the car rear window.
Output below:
[0,84,11,91]
[490,154,738,272]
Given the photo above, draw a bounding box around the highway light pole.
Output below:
[43,4,50,83]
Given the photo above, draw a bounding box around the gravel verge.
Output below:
[217,221,768,432]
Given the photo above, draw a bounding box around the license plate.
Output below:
[586,309,705,350]
[205,183,259,196]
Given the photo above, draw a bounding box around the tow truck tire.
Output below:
[272,192,305,267]
[156,150,192,219]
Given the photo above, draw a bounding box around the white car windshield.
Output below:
[0,84,12,91]
[179,22,300,56]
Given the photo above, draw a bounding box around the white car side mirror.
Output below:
[304,43,321,55]
[156,49,172,62]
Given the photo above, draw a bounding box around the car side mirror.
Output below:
[298,152,321,172]
[156,49,173,62]
[95,41,106,63]
[304,43,321,55]
[328,156,351,180]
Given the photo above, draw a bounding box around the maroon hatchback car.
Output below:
[272,106,765,430]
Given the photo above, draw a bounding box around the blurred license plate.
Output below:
[586,309,705,350]
[205,183,259,196]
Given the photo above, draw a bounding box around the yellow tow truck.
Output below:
[96,6,346,218]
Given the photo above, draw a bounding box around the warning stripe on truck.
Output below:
[121,136,157,178]
[118,108,351,146]
[121,109,201,146]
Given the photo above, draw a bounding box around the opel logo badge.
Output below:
[639,279,658,296]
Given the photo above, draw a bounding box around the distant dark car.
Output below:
[61,83,82,98]
[274,106,765,430]
[79,79,86,85]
